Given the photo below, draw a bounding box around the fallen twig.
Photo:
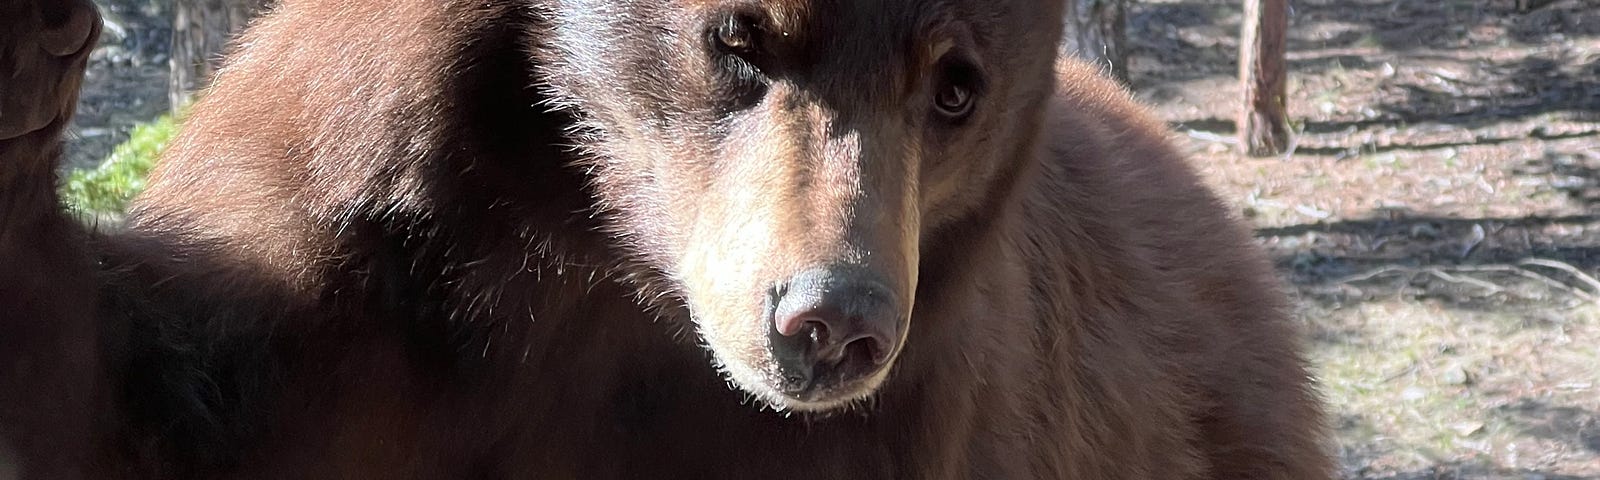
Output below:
[1424,268,1504,294]
[1330,260,1600,303]
[1333,265,1414,284]
[1448,264,1596,302]
[1185,130,1238,145]
[1518,258,1600,296]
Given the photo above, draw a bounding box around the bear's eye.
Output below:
[706,13,771,81]
[711,14,759,58]
[935,83,973,118]
[932,59,982,122]
[704,13,770,113]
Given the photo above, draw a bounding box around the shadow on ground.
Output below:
[1499,400,1600,455]
[1165,50,1600,157]
[1129,0,1600,85]
[1257,213,1600,310]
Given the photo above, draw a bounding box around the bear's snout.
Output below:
[767,267,904,402]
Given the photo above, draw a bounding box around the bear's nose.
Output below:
[768,267,902,397]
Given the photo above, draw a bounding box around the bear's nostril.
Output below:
[767,266,904,395]
[841,335,885,367]
[804,319,829,344]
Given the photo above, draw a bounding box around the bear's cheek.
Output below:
[671,215,786,358]
[916,128,1013,230]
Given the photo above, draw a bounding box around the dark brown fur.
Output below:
[0,0,1332,478]
[0,1,103,477]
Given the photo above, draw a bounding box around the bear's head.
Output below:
[540,0,1064,412]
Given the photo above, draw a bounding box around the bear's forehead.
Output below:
[681,0,985,41]
[683,0,996,69]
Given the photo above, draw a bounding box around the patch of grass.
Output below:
[61,114,177,217]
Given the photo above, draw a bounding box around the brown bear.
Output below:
[0,0,1333,478]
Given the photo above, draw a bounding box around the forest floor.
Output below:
[1131,0,1600,477]
[63,0,1600,478]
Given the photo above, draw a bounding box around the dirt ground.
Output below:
[63,0,1600,478]
[1131,0,1600,477]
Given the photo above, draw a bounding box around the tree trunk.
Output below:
[1238,0,1290,156]
[169,0,268,114]
[1061,0,1129,85]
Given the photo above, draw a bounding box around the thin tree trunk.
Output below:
[1061,0,1129,85]
[1238,0,1290,156]
[169,0,267,114]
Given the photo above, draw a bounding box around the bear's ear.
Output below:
[38,0,99,57]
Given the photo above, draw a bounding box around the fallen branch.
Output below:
[1451,264,1597,302]
[1517,258,1600,297]
[1330,260,1600,303]
[1186,129,1239,145]
[1333,265,1414,284]
[1424,268,1504,295]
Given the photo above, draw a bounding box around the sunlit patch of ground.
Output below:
[1131,0,1600,477]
